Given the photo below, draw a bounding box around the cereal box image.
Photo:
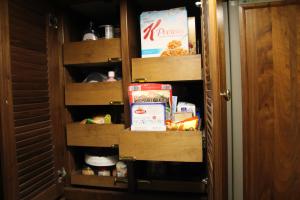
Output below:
[140,7,189,58]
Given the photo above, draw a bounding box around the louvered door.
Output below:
[201,0,228,200]
[0,0,64,199]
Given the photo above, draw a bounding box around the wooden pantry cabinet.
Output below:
[0,0,228,200]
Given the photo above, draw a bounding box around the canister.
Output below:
[99,25,114,39]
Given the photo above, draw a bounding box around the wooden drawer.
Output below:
[71,171,127,189]
[119,130,202,162]
[65,81,123,105]
[63,38,121,65]
[137,179,205,193]
[132,55,202,82]
[66,123,124,147]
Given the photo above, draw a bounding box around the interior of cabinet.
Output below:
[58,0,207,198]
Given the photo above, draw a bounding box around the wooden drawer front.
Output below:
[71,171,127,189]
[132,55,202,82]
[119,131,202,162]
[65,81,123,105]
[137,180,205,193]
[63,38,121,65]
[67,124,124,147]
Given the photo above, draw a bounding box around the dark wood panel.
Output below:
[18,157,53,178]
[240,2,300,200]
[15,121,51,134]
[64,187,206,200]
[18,151,54,172]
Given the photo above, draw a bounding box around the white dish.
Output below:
[85,154,118,167]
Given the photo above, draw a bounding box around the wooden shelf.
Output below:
[66,123,124,147]
[63,38,121,65]
[119,130,203,162]
[71,171,127,189]
[137,179,205,193]
[131,55,202,82]
[65,81,123,105]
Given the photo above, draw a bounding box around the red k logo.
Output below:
[143,19,161,41]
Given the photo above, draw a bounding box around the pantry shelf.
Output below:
[65,81,123,105]
[71,171,128,189]
[131,55,202,82]
[63,38,121,66]
[119,130,203,162]
[66,123,124,147]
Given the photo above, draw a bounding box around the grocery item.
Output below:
[174,112,193,122]
[131,103,166,131]
[106,71,116,82]
[166,116,199,131]
[128,83,172,120]
[82,21,98,41]
[140,7,189,58]
[80,114,111,124]
[177,102,196,116]
[82,167,95,176]
[116,161,127,178]
[98,25,114,39]
[98,168,111,176]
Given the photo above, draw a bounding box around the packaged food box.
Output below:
[128,83,172,120]
[140,7,189,58]
[131,103,166,131]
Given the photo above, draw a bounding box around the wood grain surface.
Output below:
[65,81,123,105]
[240,2,300,200]
[119,130,203,162]
[66,123,124,147]
[63,38,121,65]
[132,55,202,82]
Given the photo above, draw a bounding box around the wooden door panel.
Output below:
[240,2,300,199]
[0,0,64,199]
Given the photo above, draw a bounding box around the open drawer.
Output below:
[119,130,203,162]
[63,38,121,65]
[66,123,124,147]
[131,55,202,82]
[65,81,123,105]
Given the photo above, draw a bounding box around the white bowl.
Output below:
[85,154,118,167]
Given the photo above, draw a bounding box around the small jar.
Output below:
[106,71,116,82]
[98,167,111,176]
[116,161,127,178]
[98,25,114,39]
[82,166,95,176]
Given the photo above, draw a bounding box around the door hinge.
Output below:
[57,167,67,183]
[49,13,58,29]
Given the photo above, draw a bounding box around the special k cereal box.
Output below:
[140,7,189,58]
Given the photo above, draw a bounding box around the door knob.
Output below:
[220,89,231,101]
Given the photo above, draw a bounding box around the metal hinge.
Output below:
[57,167,67,183]
[49,13,58,29]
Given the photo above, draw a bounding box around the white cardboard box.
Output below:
[140,7,189,58]
[131,103,166,131]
